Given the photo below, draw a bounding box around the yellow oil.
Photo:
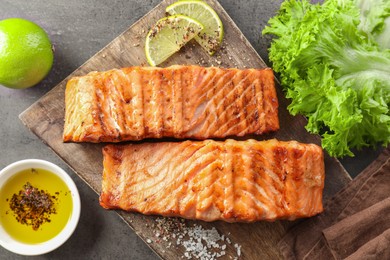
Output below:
[0,168,73,244]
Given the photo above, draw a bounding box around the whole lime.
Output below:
[0,18,54,89]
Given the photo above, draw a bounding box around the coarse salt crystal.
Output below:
[236,245,242,257]
[152,217,238,260]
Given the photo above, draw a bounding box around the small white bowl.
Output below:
[0,159,81,256]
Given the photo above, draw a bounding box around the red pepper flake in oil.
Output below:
[8,182,58,230]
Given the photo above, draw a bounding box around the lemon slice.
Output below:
[166,0,224,55]
[145,15,203,66]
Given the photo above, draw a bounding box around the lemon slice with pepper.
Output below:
[145,14,203,66]
[166,0,224,55]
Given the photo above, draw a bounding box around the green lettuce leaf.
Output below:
[357,0,390,49]
[263,0,390,157]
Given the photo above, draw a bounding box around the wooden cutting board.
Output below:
[19,0,352,259]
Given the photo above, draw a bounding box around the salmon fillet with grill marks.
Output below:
[63,65,279,142]
[99,139,324,222]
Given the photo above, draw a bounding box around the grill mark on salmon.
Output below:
[176,67,184,135]
[99,139,325,222]
[107,73,122,138]
[63,65,279,142]
[208,71,247,136]
[115,71,130,135]
[94,79,105,141]
[203,69,240,136]
[219,82,253,136]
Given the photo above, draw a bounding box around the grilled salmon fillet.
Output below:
[63,65,279,142]
[99,139,324,222]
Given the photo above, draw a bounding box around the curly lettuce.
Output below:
[263,0,390,157]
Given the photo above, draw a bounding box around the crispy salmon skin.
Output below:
[63,65,279,142]
[100,139,324,222]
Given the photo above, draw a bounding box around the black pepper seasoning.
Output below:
[8,182,58,230]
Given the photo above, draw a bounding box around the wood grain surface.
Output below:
[19,0,352,259]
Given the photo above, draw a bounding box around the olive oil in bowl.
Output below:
[0,168,73,244]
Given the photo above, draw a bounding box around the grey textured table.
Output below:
[0,0,383,259]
